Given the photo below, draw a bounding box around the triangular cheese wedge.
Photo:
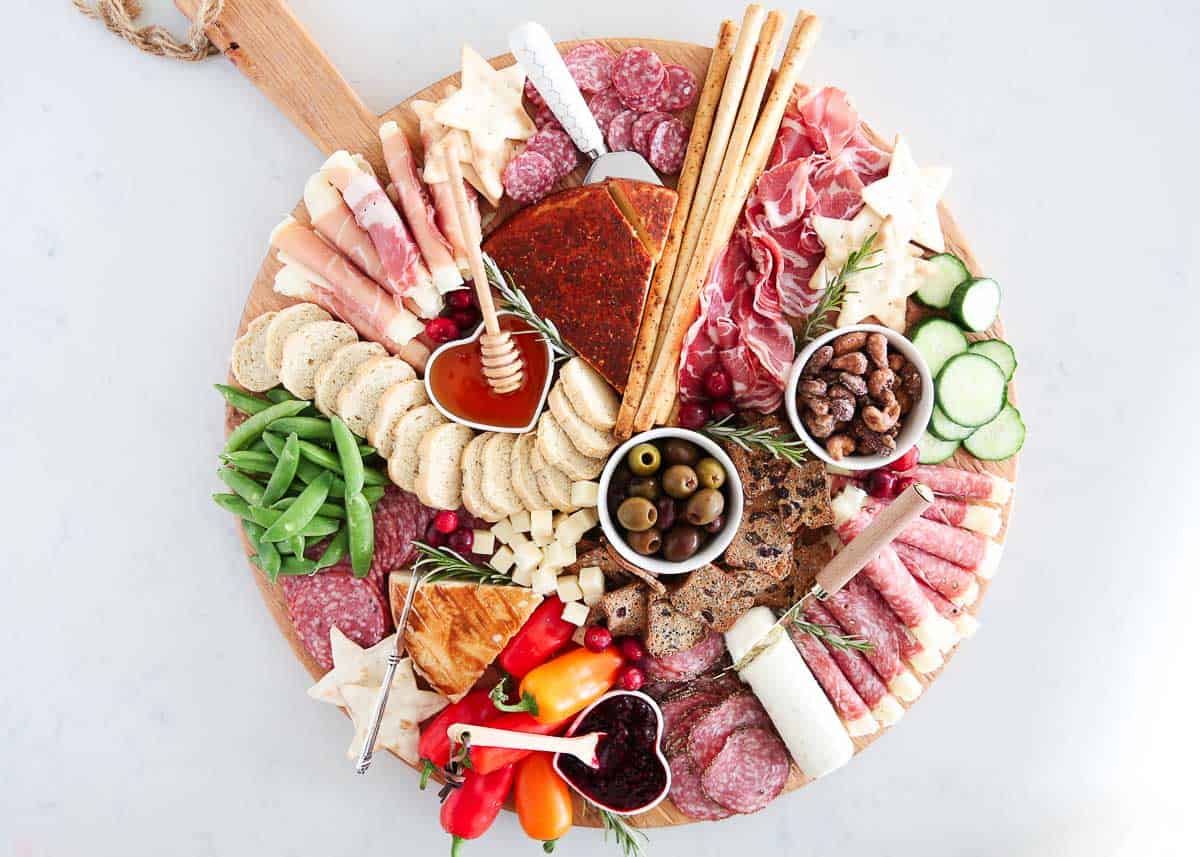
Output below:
[388,572,542,701]
[607,178,677,262]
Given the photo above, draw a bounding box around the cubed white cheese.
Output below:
[472,529,495,555]
[489,546,515,574]
[529,509,554,545]
[491,519,518,546]
[556,508,599,546]
[531,565,559,596]
[556,574,583,603]
[544,540,577,570]
[553,511,569,529]
[561,600,590,626]
[579,566,604,606]
[570,481,600,507]
[511,563,534,587]
[508,510,532,533]
[513,542,543,575]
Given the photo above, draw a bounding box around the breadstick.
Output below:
[614,18,738,440]
[635,9,786,431]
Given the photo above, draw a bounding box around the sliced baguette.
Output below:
[278,320,358,400]
[559,357,620,431]
[530,442,577,512]
[336,355,417,437]
[512,433,552,511]
[368,380,429,459]
[536,412,604,481]
[548,384,618,459]
[230,311,279,392]
[415,423,475,510]
[461,433,505,522]
[481,433,524,517]
[314,341,386,416]
[264,303,331,373]
[387,405,447,492]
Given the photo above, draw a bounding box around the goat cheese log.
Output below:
[725,607,853,779]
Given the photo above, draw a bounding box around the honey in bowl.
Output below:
[426,313,552,430]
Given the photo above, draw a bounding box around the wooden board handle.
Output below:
[174,0,384,172]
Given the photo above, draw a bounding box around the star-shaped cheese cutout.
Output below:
[435,44,535,146]
[861,135,951,252]
[340,658,447,764]
[307,627,395,706]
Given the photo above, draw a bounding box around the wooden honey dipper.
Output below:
[442,139,524,395]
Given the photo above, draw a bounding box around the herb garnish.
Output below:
[483,253,575,361]
[412,542,515,586]
[797,231,882,344]
[598,808,649,857]
[730,600,873,675]
[701,415,809,467]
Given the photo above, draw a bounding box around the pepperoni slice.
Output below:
[699,727,790,814]
[605,109,638,152]
[587,90,626,134]
[502,151,557,203]
[532,104,561,131]
[660,64,699,111]
[648,117,688,174]
[564,42,615,94]
[524,128,580,178]
[687,693,771,771]
[611,47,667,111]
[284,571,389,670]
[632,111,671,157]
[669,754,733,820]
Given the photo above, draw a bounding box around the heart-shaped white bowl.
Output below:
[552,690,671,816]
[423,310,554,434]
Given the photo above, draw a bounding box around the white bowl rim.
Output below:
[551,689,672,817]
[422,310,554,434]
[597,427,744,576]
[784,323,935,472]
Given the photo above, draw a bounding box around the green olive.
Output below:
[684,488,725,526]
[626,526,663,556]
[662,464,699,499]
[662,438,700,466]
[628,476,660,501]
[617,496,658,532]
[627,443,662,476]
[661,524,702,562]
[694,457,726,490]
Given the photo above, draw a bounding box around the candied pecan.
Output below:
[865,333,889,368]
[839,372,868,396]
[802,395,830,416]
[798,378,827,397]
[888,352,905,371]
[825,434,856,460]
[868,368,896,400]
[828,396,855,422]
[829,352,869,374]
[833,331,868,355]
[899,363,922,395]
[804,345,834,375]
[803,411,836,439]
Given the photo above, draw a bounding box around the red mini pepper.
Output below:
[497,596,576,678]
[440,764,516,857]
[468,711,571,775]
[419,689,497,770]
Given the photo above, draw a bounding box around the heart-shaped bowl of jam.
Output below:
[424,311,554,433]
[552,690,671,816]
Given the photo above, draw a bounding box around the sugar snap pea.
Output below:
[218,468,265,506]
[248,507,340,538]
[267,416,335,442]
[315,528,349,570]
[248,437,270,454]
[213,492,253,519]
[222,450,278,475]
[262,471,332,542]
[296,439,387,487]
[249,522,281,581]
[261,431,286,457]
[359,444,377,458]
[224,399,309,453]
[215,384,271,415]
[363,485,385,505]
[346,492,374,578]
[278,556,319,576]
[293,459,347,498]
[265,387,297,403]
[272,496,346,520]
[260,433,300,507]
[289,534,306,560]
[331,416,365,497]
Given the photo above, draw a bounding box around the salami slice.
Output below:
[532,104,561,130]
[611,47,667,111]
[803,602,890,710]
[824,578,904,684]
[659,63,699,111]
[631,111,671,156]
[502,151,557,203]
[687,692,771,771]
[523,77,546,110]
[838,511,938,632]
[913,465,1011,503]
[564,42,615,94]
[660,690,728,743]
[524,128,580,178]
[648,117,688,174]
[284,571,389,670]
[604,109,638,152]
[893,541,976,602]
[664,702,717,760]
[639,631,726,682]
[787,623,872,724]
[587,90,626,134]
[669,754,732,820]
[700,727,790,814]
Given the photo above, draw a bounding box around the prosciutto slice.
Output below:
[303,173,387,287]
[411,99,479,277]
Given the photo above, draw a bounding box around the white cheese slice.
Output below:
[951,578,980,608]
[543,540,576,570]
[961,504,1002,537]
[888,670,923,702]
[511,563,534,587]
[570,481,600,508]
[579,566,604,607]
[489,546,515,574]
[845,714,878,737]
[871,695,904,726]
[472,529,495,556]
[561,601,590,626]
[509,510,532,533]
[530,510,554,546]
[555,574,583,603]
[557,508,599,546]
[491,519,518,546]
[976,541,1004,579]
[955,613,980,638]
[907,644,943,675]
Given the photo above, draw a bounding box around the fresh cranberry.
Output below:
[584,626,613,652]
[887,446,920,473]
[446,289,476,310]
[447,527,474,554]
[425,316,459,343]
[703,367,732,399]
[617,666,645,691]
[450,308,481,333]
[423,520,447,547]
[709,400,735,422]
[677,402,710,430]
[617,637,646,662]
[893,475,916,496]
[866,469,898,499]
[433,510,460,534]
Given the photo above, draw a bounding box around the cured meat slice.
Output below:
[523,128,580,178]
[801,602,900,724]
[879,504,996,573]
[411,99,478,276]
[913,465,1013,504]
[303,173,387,288]
[532,104,561,130]
[669,754,732,820]
[523,77,546,110]
[660,688,729,743]
[787,623,875,735]
[611,47,667,111]
[823,578,910,691]
[687,693,771,771]
[700,727,790,814]
[893,541,978,605]
[639,631,726,683]
[587,90,626,133]
[502,151,557,204]
[605,109,638,152]
[648,118,688,175]
[659,63,699,111]
[847,480,1002,537]
[631,111,671,156]
[564,42,616,94]
[915,578,980,638]
[283,571,389,670]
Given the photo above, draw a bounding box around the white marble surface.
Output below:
[4,1,1198,855]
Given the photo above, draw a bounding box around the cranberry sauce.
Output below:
[558,693,667,812]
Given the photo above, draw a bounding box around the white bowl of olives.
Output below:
[597,428,744,576]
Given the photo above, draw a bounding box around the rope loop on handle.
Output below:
[73,0,225,61]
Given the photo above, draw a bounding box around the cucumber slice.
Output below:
[917,431,960,464]
[967,339,1017,381]
[949,278,1001,332]
[914,253,970,308]
[936,353,1007,427]
[963,404,1025,460]
[928,404,975,441]
[909,317,968,377]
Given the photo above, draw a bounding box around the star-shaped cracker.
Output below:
[341,658,447,764]
[860,135,952,252]
[307,627,394,707]
[415,97,504,207]
[435,45,535,147]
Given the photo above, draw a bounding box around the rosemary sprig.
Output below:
[482,253,575,361]
[701,415,809,467]
[730,598,874,674]
[598,808,649,857]
[411,542,514,586]
[797,231,883,344]
[789,617,873,654]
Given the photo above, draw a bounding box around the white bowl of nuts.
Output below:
[785,324,934,471]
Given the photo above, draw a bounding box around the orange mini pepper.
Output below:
[505,646,624,724]
[514,752,573,851]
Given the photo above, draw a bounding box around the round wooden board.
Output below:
[224,38,1018,829]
